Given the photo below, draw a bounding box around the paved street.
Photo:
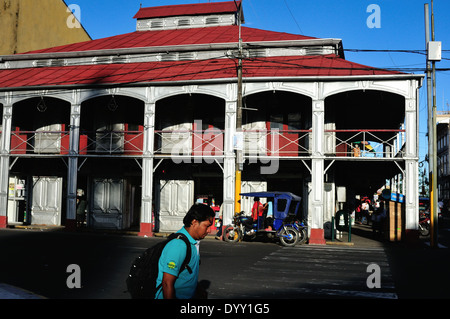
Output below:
[202,245,397,299]
[0,225,449,300]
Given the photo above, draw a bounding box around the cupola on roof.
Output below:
[134,1,243,19]
[133,0,244,31]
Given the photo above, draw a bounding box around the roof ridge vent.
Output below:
[304,46,325,55]
[177,19,191,27]
[160,53,178,62]
[178,52,196,61]
[94,56,111,64]
[151,20,164,29]
[205,16,220,25]
[111,56,128,64]
[249,49,267,58]
[33,60,49,68]
[49,59,66,67]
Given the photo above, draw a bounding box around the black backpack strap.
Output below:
[164,233,193,275]
[176,233,193,275]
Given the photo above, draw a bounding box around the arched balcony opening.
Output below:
[324,89,408,223]
[325,90,406,158]
[242,91,312,158]
[154,94,225,158]
[11,97,71,155]
[81,95,145,155]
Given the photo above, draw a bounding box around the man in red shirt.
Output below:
[251,197,264,229]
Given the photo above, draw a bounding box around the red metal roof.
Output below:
[133,1,241,19]
[24,26,316,54]
[0,55,403,89]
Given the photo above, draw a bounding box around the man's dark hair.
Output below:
[183,203,215,227]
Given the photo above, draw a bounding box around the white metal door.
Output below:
[90,178,126,229]
[31,177,62,226]
[159,180,194,232]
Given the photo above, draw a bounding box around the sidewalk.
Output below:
[326,222,396,248]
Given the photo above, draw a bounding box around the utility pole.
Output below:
[425,1,441,248]
[234,0,243,214]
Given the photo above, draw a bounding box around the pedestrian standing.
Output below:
[372,198,386,236]
[251,197,264,229]
[215,203,223,240]
[76,189,87,227]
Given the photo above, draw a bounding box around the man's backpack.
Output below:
[126,233,192,299]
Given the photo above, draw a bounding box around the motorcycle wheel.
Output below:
[419,223,430,237]
[279,226,299,247]
[297,228,308,245]
[224,225,242,243]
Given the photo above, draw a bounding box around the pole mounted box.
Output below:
[427,41,442,61]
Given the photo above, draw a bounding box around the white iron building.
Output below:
[0,1,422,243]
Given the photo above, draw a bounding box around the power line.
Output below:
[283,0,303,34]
[346,49,426,54]
[345,48,450,61]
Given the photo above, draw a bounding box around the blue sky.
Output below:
[68,0,450,165]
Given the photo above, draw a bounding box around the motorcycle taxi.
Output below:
[223,191,308,246]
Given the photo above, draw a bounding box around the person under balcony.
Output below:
[353,143,361,157]
[372,198,386,237]
[263,199,274,231]
[76,189,87,227]
[251,197,264,230]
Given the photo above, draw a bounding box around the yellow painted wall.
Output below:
[0,0,91,55]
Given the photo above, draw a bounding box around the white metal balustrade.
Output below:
[329,129,405,158]
[7,128,406,159]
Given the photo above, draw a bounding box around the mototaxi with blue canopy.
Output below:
[240,191,302,231]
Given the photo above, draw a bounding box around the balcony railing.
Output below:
[10,129,73,155]
[154,128,224,156]
[328,129,405,158]
[82,129,144,155]
[6,127,406,159]
[8,128,144,155]
[243,129,311,157]
[154,128,312,157]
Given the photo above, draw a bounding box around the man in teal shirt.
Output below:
[155,203,215,299]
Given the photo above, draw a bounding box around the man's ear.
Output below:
[190,219,199,228]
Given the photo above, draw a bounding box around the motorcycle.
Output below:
[223,211,301,246]
[223,192,307,247]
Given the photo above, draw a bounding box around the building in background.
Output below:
[0,0,91,55]
[0,1,422,244]
[437,111,450,203]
